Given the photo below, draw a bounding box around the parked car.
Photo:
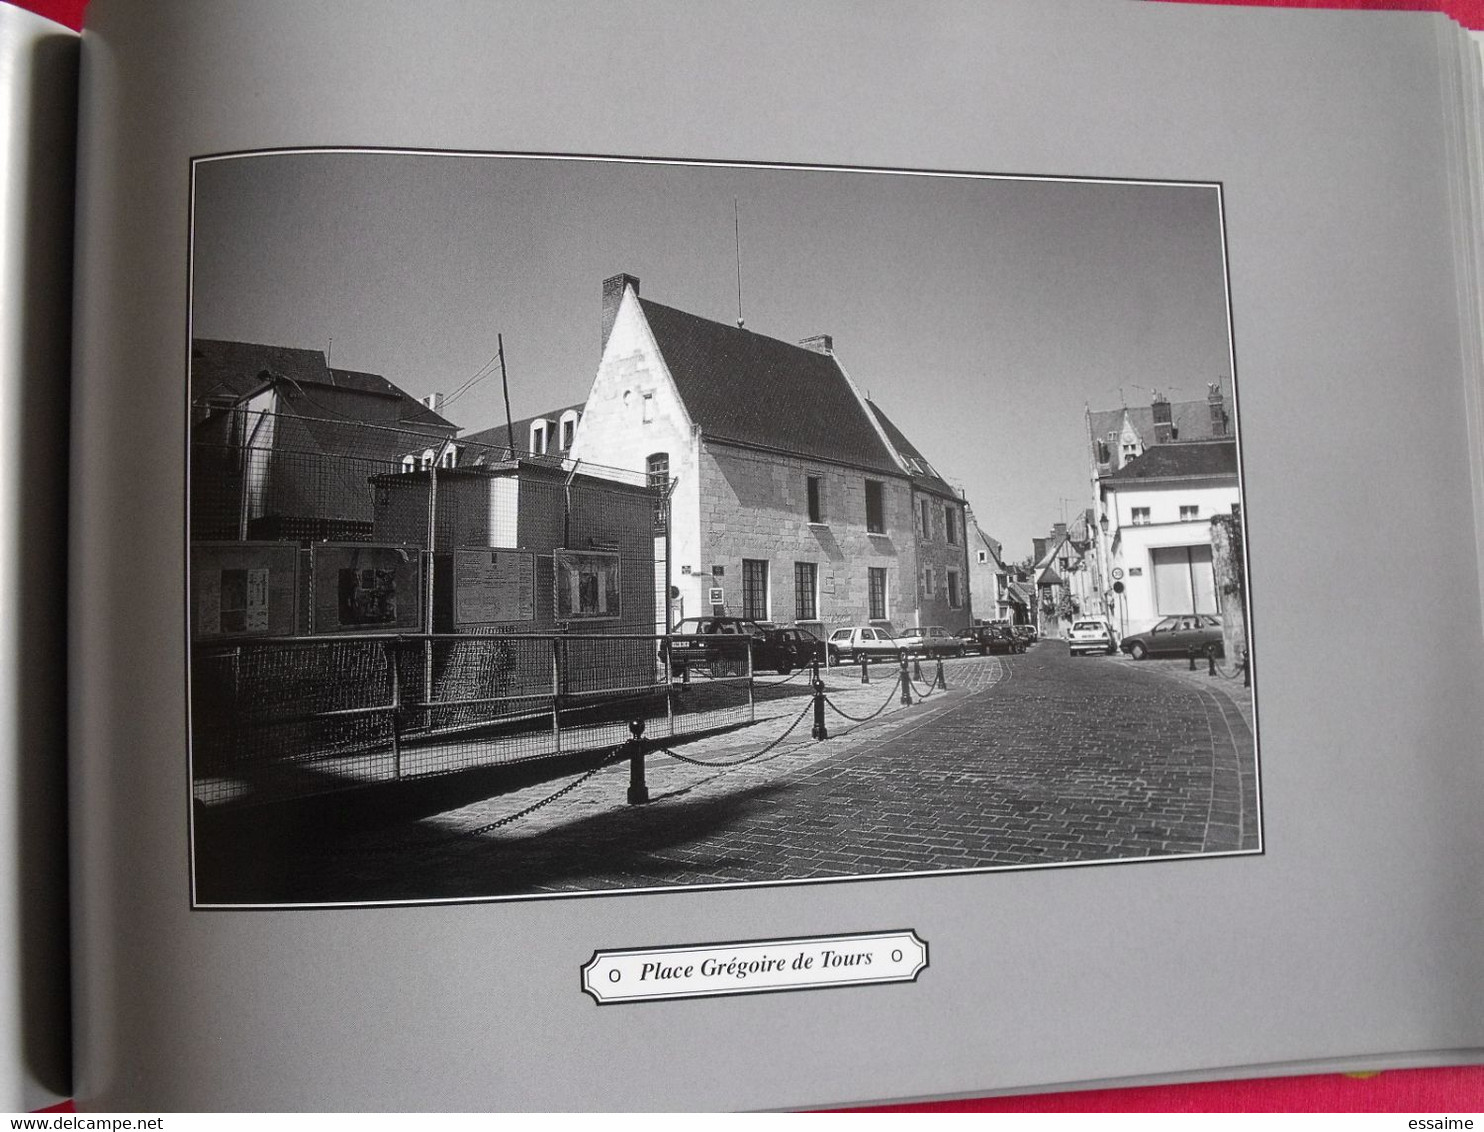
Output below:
[826,625,905,666]
[1012,624,1038,646]
[1119,614,1224,660]
[663,616,798,676]
[895,625,965,658]
[1067,618,1116,657]
[765,626,826,671]
[957,623,1022,655]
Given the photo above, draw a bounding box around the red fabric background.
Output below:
[10,0,1482,1114]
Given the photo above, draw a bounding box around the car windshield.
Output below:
[1072,622,1105,632]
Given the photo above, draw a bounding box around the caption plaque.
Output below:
[581,930,928,1004]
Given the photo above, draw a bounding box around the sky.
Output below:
[191,152,1234,559]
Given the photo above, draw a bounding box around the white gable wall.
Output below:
[567,290,699,625]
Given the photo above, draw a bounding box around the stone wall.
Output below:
[695,441,917,636]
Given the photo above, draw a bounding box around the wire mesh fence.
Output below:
[189,632,801,806]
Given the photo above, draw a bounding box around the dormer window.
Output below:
[402,455,416,473]
[529,420,549,455]
[441,446,458,468]
[560,409,580,450]
[420,449,435,470]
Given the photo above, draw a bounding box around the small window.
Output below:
[1131,507,1151,526]
[529,421,548,456]
[1180,505,1200,521]
[923,567,935,598]
[947,570,962,609]
[945,507,959,546]
[420,449,435,470]
[806,475,825,523]
[865,480,885,534]
[919,498,931,539]
[641,392,655,423]
[977,550,988,564]
[440,446,458,468]
[560,409,580,450]
[646,452,670,490]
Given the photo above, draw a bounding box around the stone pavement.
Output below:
[220,641,1260,904]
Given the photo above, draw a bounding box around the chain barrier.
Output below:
[823,678,903,724]
[908,676,939,699]
[750,666,813,688]
[458,747,625,838]
[655,699,816,767]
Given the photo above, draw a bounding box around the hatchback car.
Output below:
[957,624,1023,656]
[1067,618,1116,657]
[827,625,904,666]
[1119,614,1224,660]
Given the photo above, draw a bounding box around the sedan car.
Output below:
[1119,614,1224,660]
[895,625,966,658]
[663,617,793,676]
[826,625,905,666]
[1067,618,1117,657]
[765,626,826,672]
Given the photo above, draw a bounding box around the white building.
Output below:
[567,273,971,637]
[1095,440,1239,638]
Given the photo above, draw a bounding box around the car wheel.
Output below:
[827,648,840,667]
[1129,641,1148,660]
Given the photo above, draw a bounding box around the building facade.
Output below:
[566,274,971,638]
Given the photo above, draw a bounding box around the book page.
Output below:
[71,0,1484,1111]
[0,2,74,1113]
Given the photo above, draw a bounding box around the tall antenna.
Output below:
[734,197,745,329]
[326,336,333,368]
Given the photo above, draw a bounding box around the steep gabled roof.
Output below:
[866,402,958,499]
[1087,396,1229,453]
[1107,439,1238,482]
[637,298,902,475]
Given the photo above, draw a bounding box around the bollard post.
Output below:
[913,655,924,682]
[860,656,870,684]
[626,718,649,805]
[1187,645,1197,671]
[811,659,829,741]
[934,657,947,690]
[1207,647,1218,677]
[899,654,913,706]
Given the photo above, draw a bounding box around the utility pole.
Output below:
[499,333,514,460]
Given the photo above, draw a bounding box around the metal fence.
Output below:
[189,409,706,806]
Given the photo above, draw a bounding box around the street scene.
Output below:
[187,152,1257,905]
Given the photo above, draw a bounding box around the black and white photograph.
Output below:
[187,151,1259,907]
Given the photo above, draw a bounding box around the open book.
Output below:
[5,0,1484,1113]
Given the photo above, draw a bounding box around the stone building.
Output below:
[566,273,971,638]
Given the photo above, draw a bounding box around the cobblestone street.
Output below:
[201,642,1258,904]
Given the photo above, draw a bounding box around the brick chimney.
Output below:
[1151,392,1174,444]
[1207,381,1228,437]
[1032,537,1047,564]
[602,273,639,355]
[798,334,833,355]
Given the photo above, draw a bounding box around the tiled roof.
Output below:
[866,402,958,499]
[637,298,902,475]
[1107,439,1237,481]
[459,403,585,463]
[1087,388,1231,455]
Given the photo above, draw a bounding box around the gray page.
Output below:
[0,2,74,1113]
[71,0,1484,1111]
